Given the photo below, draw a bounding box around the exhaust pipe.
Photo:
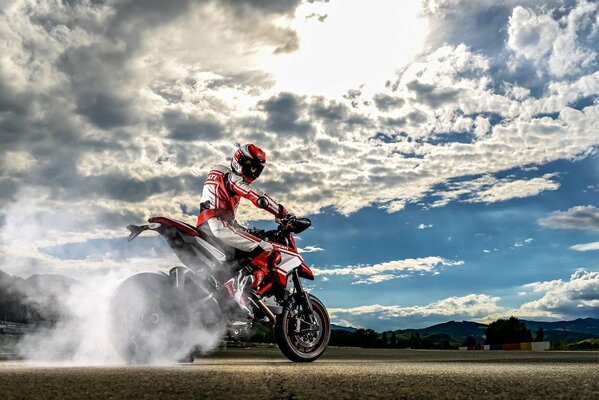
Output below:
[256,299,276,325]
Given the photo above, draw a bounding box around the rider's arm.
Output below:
[227,173,287,218]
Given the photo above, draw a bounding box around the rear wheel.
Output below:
[275,294,330,362]
[109,273,192,364]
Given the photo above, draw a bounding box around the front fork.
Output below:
[290,270,316,325]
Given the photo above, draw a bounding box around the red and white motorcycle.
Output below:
[109,215,330,363]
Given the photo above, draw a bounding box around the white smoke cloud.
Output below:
[1,192,224,365]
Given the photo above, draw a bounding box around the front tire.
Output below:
[275,294,330,362]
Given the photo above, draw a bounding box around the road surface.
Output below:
[1,348,598,399]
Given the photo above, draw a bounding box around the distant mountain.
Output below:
[329,317,599,349]
[0,270,77,324]
[518,318,599,343]
[521,318,599,336]
[393,318,599,346]
[331,324,358,332]
[415,320,488,338]
[329,317,599,346]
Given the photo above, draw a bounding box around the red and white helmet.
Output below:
[231,144,267,182]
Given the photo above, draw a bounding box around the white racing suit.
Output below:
[196,165,287,257]
[196,165,287,317]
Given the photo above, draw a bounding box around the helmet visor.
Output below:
[243,158,264,180]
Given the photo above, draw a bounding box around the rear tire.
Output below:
[109,273,192,364]
[275,294,330,362]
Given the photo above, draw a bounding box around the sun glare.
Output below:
[263,0,429,98]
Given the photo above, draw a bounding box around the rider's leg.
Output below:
[207,218,272,253]
[207,218,274,316]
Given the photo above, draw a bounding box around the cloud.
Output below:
[539,205,599,232]
[507,3,599,79]
[329,268,599,328]
[570,242,599,252]
[2,0,599,277]
[259,92,313,136]
[164,111,224,141]
[406,80,461,108]
[417,223,433,230]
[373,93,405,112]
[431,173,560,207]
[507,6,560,62]
[469,175,560,203]
[423,1,598,90]
[328,293,503,321]
[297,245,324,253]
[519,269,599,317]
[313,257,464,284]
[514,238,533,248]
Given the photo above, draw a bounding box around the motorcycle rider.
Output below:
[196,144,288,317]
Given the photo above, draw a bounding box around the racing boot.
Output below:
[222,271,255,319]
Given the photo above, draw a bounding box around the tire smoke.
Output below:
[1,193,225,365]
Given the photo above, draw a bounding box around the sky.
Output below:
[0,0,598,330]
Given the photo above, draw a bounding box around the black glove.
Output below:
[246,227,266,238]
[281,213,296,224]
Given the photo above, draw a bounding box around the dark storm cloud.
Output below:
[82,173,200,202]
[30,171,202,204]
[0,0,305,208]
[407,111,427,124]
[373,93,405,112]
[55,0,194,130]
[220,0,301,15]
[259,169,328,198]
[164,111,224,141]
[75,92,135,130]
[310,98,350,122]
[382,116,407,128]
[425,3,513,56]
[0,179,18,202]
[406,81,460,108]
[260,92,313,136]
[0,0,320,228]
[307,96,373,136]
[0,78,30,115]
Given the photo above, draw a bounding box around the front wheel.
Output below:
[275,294,330,362]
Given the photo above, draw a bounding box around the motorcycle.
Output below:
[108,214,330,363]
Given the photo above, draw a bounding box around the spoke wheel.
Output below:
[275,294,330,362]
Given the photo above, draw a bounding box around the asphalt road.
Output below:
[1,348,598,399]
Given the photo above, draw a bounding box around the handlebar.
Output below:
[248,215,311,240]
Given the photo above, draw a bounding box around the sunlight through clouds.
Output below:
[264,0,428,97]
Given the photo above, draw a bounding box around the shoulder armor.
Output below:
[211,165,230,174]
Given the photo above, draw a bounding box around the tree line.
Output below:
[322,317,545,349]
